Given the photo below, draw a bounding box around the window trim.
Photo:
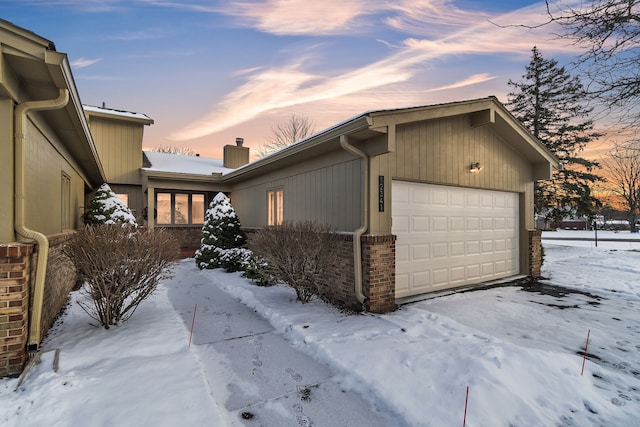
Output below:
[155,191,207,227]
[61,171,71,231]
[267,188,284,226]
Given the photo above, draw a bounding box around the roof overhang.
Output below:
[223,97,558,183]
[84,105,154,126]
[0,19,105,187]
[223,114,373,181]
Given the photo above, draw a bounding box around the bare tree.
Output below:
[602,142,640,232]
[149,145,195,156]
[256,113,315,158]
[545,0,640,127]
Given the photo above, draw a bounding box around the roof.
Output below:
[0,18,105,186]
[224,96,559,181]
[84,105,154,125]
[142,151,234,177]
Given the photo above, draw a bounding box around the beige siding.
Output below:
[231,151,362,231]
[88,116,143,185]
[370,115,534,235]
[23,117,89,236]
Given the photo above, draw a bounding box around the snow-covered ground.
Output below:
[1,230,638,426]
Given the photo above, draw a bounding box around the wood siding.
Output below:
[23,117,89,236]
[88,116,143,185]
[231,151,363,232]
[370,115,535,235]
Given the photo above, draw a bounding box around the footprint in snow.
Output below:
[252,354,263,367]
[251,368,269,383]
[293,403,311,427]
[286,367,303,382]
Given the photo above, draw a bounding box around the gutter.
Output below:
[14,88,69,351]
[339,135,368,305]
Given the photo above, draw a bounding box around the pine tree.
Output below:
[85,183,137,227]
[507,46,604,228]
[195,192,247,270]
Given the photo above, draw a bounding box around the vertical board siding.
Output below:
[24,119,88,235]
[370,115,534,235]
[90,118,143,185]
[231,153,363,232]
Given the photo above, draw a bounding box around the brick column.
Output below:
[362,235,397,314]
[0,244,32,377]
[528,229,542,277]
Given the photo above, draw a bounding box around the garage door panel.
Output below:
[412,216,430,232]
[431,242,448,258]
[450,241,465,256]
[412,244,429,260]
[432,217,448,231]
[393,181,519,298]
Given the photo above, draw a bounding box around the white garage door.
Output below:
[392,181,519,298]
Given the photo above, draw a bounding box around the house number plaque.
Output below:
[378,175,384,212]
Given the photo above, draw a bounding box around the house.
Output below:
[138,98,557,313]
[1,19,558,376]
[1,19,105,376]
[219,100,558,311]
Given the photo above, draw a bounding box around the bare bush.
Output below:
[64,226,179,328]
[249,221,339,303]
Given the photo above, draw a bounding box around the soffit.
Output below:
[2,43,105,186]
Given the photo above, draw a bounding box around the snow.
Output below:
[143,151,234,176]
[83,105,152,122]
[1,231,639,426]
[89,183,137,226]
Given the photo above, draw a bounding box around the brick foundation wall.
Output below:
[528,229,542,277]
[39,234,78,342]
[246,229,397,314]
[323,234,360,311]
[362,235,397,313]
[0,244,32,377]
[161,227,202,258]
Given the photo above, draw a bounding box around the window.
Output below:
[156,192,206,226]
[267,189,283,226]
[115,193,129,206]
[61,172,71,230]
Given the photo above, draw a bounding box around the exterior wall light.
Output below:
[469,162,482,173]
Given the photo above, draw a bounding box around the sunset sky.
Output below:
[1,0,603,159]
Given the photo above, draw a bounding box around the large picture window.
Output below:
[267,189,283,226]
[156,192,206,226]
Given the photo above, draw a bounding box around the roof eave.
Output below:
[223,114,371,181]
[141,169,225,182]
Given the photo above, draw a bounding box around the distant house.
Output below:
[1,19,558,376]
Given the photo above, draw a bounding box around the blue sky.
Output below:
[1,0,583,158]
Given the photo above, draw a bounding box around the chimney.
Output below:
[223,137,250,168]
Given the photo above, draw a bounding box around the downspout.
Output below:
[339,135,368,305]
[14,88,70,351]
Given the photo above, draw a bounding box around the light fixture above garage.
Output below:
[469,162,482,173]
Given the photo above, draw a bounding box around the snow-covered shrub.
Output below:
[195,192,247,270]
[249,221,339,303]
[218,247,253,272]
[85,183,137,227]
[243,255,278,287]
[64,225,178,328]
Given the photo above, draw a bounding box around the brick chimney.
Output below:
[223,137,250,168]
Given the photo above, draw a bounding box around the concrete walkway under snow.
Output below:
[164,264,394,427]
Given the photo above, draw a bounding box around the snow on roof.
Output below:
[83,104,153,122]
[142,151,234,176]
